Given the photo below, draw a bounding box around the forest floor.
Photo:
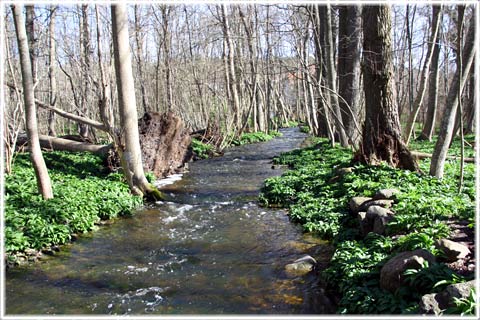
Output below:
[259,133,476,314]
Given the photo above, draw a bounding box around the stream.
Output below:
[5,128,335,315]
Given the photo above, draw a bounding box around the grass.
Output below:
[4,151,143,260]
[259,135,475,314]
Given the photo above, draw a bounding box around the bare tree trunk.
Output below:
[79,4,91,139]
[48,5,57,136]
[430,7,475,178]
[134,5,149,114]
[12,4,54,199]
[310,5,333,139]
[419,5,443,141]
[322,5,348,146]
[111,4,162,199]
[25,5,36,84]
[338,5,362,147]
[358,5,419,171]
[17,134,111,157]
[161,5,174,111]
[95,5,114,134]
[404,5,442,145]
[220,4,241,131]
[463,68,475,134]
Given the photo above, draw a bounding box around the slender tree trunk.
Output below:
[430,7,475,178]
[79,4,91,139]
[111,4,162,199]
[419,6,443,141]
[358,5,419,171]
[404,5,442,145]
[134,5,149,114]
[463,68,475,134]
[25,5,36,84]
[323,5,348,146]
[12,4,54,199]
[48,5,57,136]
[161,5,174,111]
[220,4,241,131]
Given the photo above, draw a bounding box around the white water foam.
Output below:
[154,173,183,188]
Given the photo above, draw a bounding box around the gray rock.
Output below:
[444,280,475,300]
[24,248,38,256]
[336,167,354,175]
[358,199,394,212]
[373,188,400,201]
[380,249,436,293]
[366,205,394,219]
[373,215,394,235]
[419,293,442,315]
[349,197,372,213]
[285,255,317,277]
[419,280,475,315]
[435,239,471,262]
[357,211,371,236]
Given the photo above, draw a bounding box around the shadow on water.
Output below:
[6,128,336,315]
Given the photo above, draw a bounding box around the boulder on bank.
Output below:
[349,197,372,213]
[419,280,475,315]
[380,249,436,293]
[435,239,471,262]
[139,112,192,178]
[373,188,400,201]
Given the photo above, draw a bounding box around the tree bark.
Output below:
[111,4,162,199]
[430,8,475,178]
[12,4,54,199]
[322,5,348,147]
[338,5,362,147]
[404,5,442,145]
[134,5,149,114]
[358,5,419,171]
[79,4,91,139]
[17,134,111,157]
[48,5,57,137]
[419,5,443,141]
[220,4,241,131]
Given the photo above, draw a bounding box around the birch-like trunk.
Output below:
[12,4,54,199]
[430,9,475,178]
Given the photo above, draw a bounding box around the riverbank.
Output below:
[259,135,475,315]
[4,151,143,267]
[4,129,284,267]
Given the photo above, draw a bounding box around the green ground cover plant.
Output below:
[259,135,475,314]
[231,131,281,146]
[5,151,143,257]
[191,138,215,159]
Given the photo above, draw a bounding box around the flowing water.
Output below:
[5,128,335,315]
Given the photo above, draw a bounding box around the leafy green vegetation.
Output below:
[191,138,214,159]
[259,136,475,314]
[231,131,281,146]
[299,125,310,133]
[280,120,299,128]
[5,152,142,256]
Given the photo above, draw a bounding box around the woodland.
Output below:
[2,2,477,316]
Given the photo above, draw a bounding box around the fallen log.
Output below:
[411,151,475,163]
[17,134,112,157]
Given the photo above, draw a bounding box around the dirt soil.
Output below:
[138,111,192,178]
